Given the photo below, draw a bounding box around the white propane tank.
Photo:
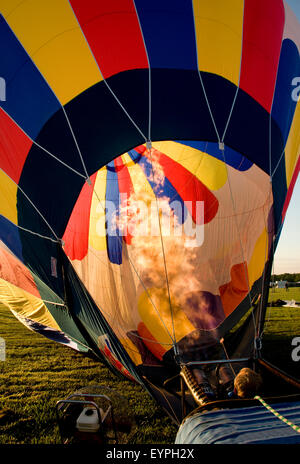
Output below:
[76,407,101,433]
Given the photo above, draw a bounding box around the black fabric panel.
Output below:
[59,250,141,382]
[18,69,284,240]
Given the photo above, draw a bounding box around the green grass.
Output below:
[268,286,300,303]
[261,287,300,375]
[0,288,299,444]
[0,305,177,444]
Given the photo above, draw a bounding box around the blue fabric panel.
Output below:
[177,141,253,171]
[105,161,122,264]
[176,401,300,444]
[0,15,60,139]
[134,0,197,70]
[18,315,89,352]
[0,216,23,262]
[128,149,187,224]
[271,42,297,227]
[272,39,300,148]
[272,155,287,229]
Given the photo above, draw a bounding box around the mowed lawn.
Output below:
[0,305,177,444]
[261,287,300,375]
[0,287,299,444]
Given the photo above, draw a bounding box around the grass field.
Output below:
[0,304,178,445]
[0,287,299,445]
[268,286,300,303]
[260,287,300,375]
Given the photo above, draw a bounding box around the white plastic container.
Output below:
[76,407,100,433]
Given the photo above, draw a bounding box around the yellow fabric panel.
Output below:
[121,153,136,168]
[122,152,155,197]
[152,141,227,191]
[89,168,107,251]
[121,152,158,238]
[138,288,195,349]
[0,170,18,224]
[247,228,268,288]
[1,0,101,105]
[193,0,244,86]
[285,102,300,187]
[0,0,21,15]
[119,337,142,366]
[0,277,60,330]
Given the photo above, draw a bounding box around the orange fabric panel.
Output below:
[137,322,166,361]
[0,246,40,298]
[219,262,249,317]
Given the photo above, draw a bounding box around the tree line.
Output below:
[271,273,300,282]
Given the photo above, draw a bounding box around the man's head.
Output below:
[234,368,263,398]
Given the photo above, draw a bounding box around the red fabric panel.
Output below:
[140,146,219,225]
[282,156,300,222]
[69,0,148,79]
[240,0,285,112]
[102,345,135,381]
[134,145,145,154]
[62,172,97,260]
[157,150,219,224]
[0,109,32,183]
[114,156,134,244]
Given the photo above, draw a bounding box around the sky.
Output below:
[272,0,300,275]
[274,177,300,274]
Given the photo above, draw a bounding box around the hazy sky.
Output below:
[273,0,300,274]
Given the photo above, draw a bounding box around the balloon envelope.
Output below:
[0,0,299,410]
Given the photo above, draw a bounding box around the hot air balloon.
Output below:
[0,0,299,444]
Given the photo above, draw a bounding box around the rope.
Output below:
[148,146,176,346]
[85,174,177,346]
[0,168,60,242]
[220,337,237,377]
[0,107,86,178]
[220,147,258,351]
[133,0,152,142]
[10,223,59,244]
[256,184,273,341]
[63,6,172,344]
[68,0,147,143]
[255,395,300,434]
[61,106,91,182]
[221,0,245,143]
[191,0,258,353]
[42,299,66,307]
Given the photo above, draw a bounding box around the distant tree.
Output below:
[271,273,300,282]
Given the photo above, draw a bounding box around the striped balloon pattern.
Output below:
[0,0,299,383]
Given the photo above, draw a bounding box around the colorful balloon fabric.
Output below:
[0,0,299,385]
